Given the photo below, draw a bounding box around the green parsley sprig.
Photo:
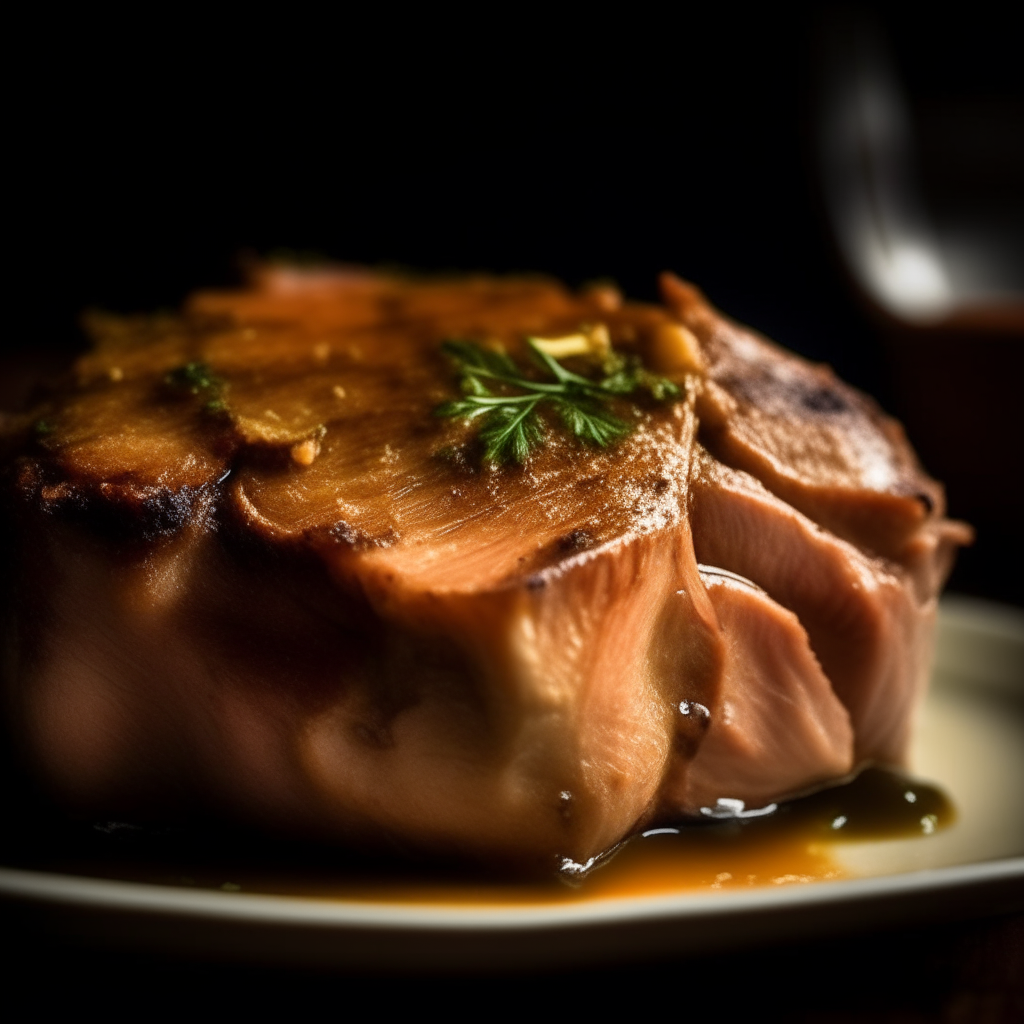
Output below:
[435,338,680,465]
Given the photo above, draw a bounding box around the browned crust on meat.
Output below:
[5,268,964,572]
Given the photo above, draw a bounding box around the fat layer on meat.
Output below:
[0,267,970,870]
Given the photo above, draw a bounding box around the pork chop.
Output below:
[0,266,970,871]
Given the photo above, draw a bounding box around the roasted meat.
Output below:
[0,267,971,871]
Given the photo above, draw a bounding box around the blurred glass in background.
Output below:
[814,7,1023,606]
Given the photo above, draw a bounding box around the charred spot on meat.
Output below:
[0,265,971,873]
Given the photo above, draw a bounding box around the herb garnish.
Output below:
[435,335,680,465]
[164,362,227,414]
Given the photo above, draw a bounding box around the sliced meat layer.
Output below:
[663,568,854,813]
[689,449,933,763]
[659,272,963,565]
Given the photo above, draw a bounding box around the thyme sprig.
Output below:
[435,337,680,465]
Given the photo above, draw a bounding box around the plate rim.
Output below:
[2,855,1023,931]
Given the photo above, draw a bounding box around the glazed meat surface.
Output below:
[0,267,970,871]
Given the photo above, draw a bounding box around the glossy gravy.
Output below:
[3,767,952,905]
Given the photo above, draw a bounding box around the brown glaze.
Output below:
[0,767,954,903]
[0,266,969,872]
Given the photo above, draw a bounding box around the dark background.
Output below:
[7,5,1023,603]
[2,6,1023,1017]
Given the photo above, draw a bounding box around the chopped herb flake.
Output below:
[165,362,221,395]
[165,362,228,416]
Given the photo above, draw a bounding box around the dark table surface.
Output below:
[3,909,1022,1021]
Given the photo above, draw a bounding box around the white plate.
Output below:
[2,596,1023,970]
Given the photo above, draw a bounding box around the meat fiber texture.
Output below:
[0,267,971,873]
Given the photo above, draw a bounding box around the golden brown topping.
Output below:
[530,323,612,360]
[290,436,321,467]
[649,322,706,375]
